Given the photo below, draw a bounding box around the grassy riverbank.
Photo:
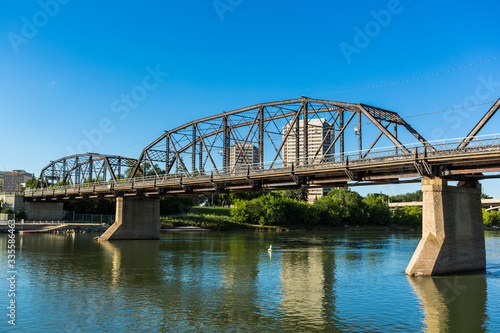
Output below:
[160,206,422,232]
[160,207,289,231]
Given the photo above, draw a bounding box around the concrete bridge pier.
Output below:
[100,197,160,241]
[406,177,486,276]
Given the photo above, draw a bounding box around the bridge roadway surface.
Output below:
[24,136,500,201]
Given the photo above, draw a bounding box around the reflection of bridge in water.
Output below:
[23,97,500,275]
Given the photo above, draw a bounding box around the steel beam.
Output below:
[459,98,500,149]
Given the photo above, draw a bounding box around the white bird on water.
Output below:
[268,245,272,252]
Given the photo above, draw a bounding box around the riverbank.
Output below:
[160,208,423,232]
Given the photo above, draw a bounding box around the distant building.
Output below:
[1,170,33,193]
[229,143,258,170]
[282,118,334,203]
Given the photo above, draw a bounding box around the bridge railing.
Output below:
[24,134,500,196]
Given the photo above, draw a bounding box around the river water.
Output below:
[1,230,500,332]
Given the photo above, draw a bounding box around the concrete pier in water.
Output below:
[406,178,486,276]
[99,197,160,241]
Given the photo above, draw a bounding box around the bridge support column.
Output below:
[406,178,485,276]
[100,197,160,241]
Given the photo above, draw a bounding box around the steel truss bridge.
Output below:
[25,97,500,201]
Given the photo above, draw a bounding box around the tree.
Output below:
[280,188,309,202]
[363,194,392,225]
[327,188,367,225]
[483,210,500,227]
[312,196,347,226]
[25,176,38,189]
[393,206,422,227]
[390,190,423,203]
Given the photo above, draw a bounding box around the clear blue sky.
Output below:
[1,0,500,196]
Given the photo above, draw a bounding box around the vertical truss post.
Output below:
[199,140,203,174]
[165,133,170,174]
[223,116,230,172]
[118,157,121,180]
[303,101,309,165]
[358,111,362,159]
[62,160,67,184]
[295,108,300,166]
[89,156,93,182]
[340,110,344,162]
[192,126,196,174]
[75,156,80,183]
[259,106,264,169]
[394,123,398,155]
[51,164,55,186]
[332,125,336,162]
[103,162,107,182]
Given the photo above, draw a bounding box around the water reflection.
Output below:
[408,274,488,332]
[278,246,338,331]
[99,240,161,290]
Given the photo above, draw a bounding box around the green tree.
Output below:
[327,188,367,225]
[25,176,38,189]
[363,194,392,225]
[390,190,423,203]
[160,196,196,215]
[280,188,309,202]
[393,206,422,227]
[483,210,500,227]
[312,196,347,226]
[15,210,27,220]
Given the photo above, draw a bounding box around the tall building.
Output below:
[1,170,33,193]
[282,118,333,203]
[229,143,258,170]
[0,172,4,192]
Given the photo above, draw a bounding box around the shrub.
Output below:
[483,210,500,227]
[312,196,346,226]
[393,206,422,227]
[363,194,392,225]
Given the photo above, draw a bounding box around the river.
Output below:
[1,230,500,332]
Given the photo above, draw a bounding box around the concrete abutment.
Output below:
[405,178,486,276]
[99,197,160,241]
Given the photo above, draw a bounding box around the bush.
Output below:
[160,196,196,215]
[363,194,392,225]
[483,210,500,227]
[393,206,422,227]
[231,194,319,227]
[15,210,27,220]
[327,188,367,225]
[312,196,346,226]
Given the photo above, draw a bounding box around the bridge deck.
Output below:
[24,137,500,201]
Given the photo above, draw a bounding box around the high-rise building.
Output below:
[282,118,333,203]
[0,172,4,192]
[1,170,33,193]
[229,143,258,170]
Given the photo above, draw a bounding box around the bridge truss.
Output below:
[131,97,434,178]
[37,154,138,188]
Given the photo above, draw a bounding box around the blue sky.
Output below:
[1,0,500,196]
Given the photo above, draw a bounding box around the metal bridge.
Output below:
[25,97,500,201]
